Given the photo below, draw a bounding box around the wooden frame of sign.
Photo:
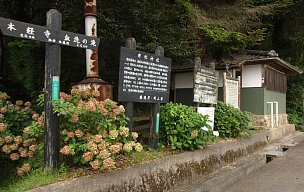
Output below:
[193,59,219,105]
[193,57,218,130]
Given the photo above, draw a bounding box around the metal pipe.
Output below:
[274,101,279,127]
[84,0,99,78]
[267,102,274,128]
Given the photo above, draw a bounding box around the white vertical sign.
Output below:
[197,107,215,130]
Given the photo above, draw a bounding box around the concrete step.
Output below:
[264,131,304,151]
[266,150,285,157]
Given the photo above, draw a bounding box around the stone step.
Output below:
[266,150,285,157]
[264,131,304,151]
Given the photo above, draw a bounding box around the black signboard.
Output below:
[118,47,171,103]
[0,17,99,49]
[193,65,219,104]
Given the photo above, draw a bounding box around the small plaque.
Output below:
[52,76,60,101]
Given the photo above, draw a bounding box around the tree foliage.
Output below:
[199,24,266,60]
[0,0,304,120]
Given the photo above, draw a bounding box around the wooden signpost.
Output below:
[193,57,219,130]
[118,39,172,149]
[0,9,100,169]
[0,16,99,49]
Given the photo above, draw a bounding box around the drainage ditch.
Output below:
[266,145,289,163]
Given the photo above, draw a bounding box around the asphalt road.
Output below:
[225,140,304,192]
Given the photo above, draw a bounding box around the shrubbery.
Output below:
[159,103,215,150]
[214,101,252,138]
[52,89,142,170]
[0,90,255,177]
[0,92,42,176]
[0,90,143,175]
[288,113,304,132]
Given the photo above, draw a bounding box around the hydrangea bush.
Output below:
[52,88,143,170]
[0,92,43,176]
[1,89,144,175]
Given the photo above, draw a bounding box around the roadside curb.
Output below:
[173,153,266,192]
[173,131,304,192]
[28,124,295,192]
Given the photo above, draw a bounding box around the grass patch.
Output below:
[0,167,70,192]
[236,126,262,139]
[128,147,173,165]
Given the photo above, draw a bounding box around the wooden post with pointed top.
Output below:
[124,37,136,131]
[194,57,201,108]
[149,46,164,149]
[44,9,61,170]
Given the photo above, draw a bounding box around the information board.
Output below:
[193,66,219,104]
[225,78,239,108]
[118,47,171,103]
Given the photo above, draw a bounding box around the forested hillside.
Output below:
[0,0,304,124]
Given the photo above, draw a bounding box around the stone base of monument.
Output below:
[73,78,112,101]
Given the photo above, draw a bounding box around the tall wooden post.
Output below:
[237,76,241,109]
[124,38,136,130]
[223,72,227,104]
[0,33,4,83]
[194,57,201,108]
[149,46,164,149]
[44,9,61,170]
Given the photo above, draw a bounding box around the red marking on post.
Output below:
[91,24,96,37]
[90,49,98,74]
[84,0,96,16]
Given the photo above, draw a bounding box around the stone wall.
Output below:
[252,113,288,128]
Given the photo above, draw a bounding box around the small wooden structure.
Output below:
[172,50,301,128]
[216,50,301,127]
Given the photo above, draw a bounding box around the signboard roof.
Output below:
[0,17,100,49]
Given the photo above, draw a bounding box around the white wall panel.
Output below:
[242,65,262,88]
